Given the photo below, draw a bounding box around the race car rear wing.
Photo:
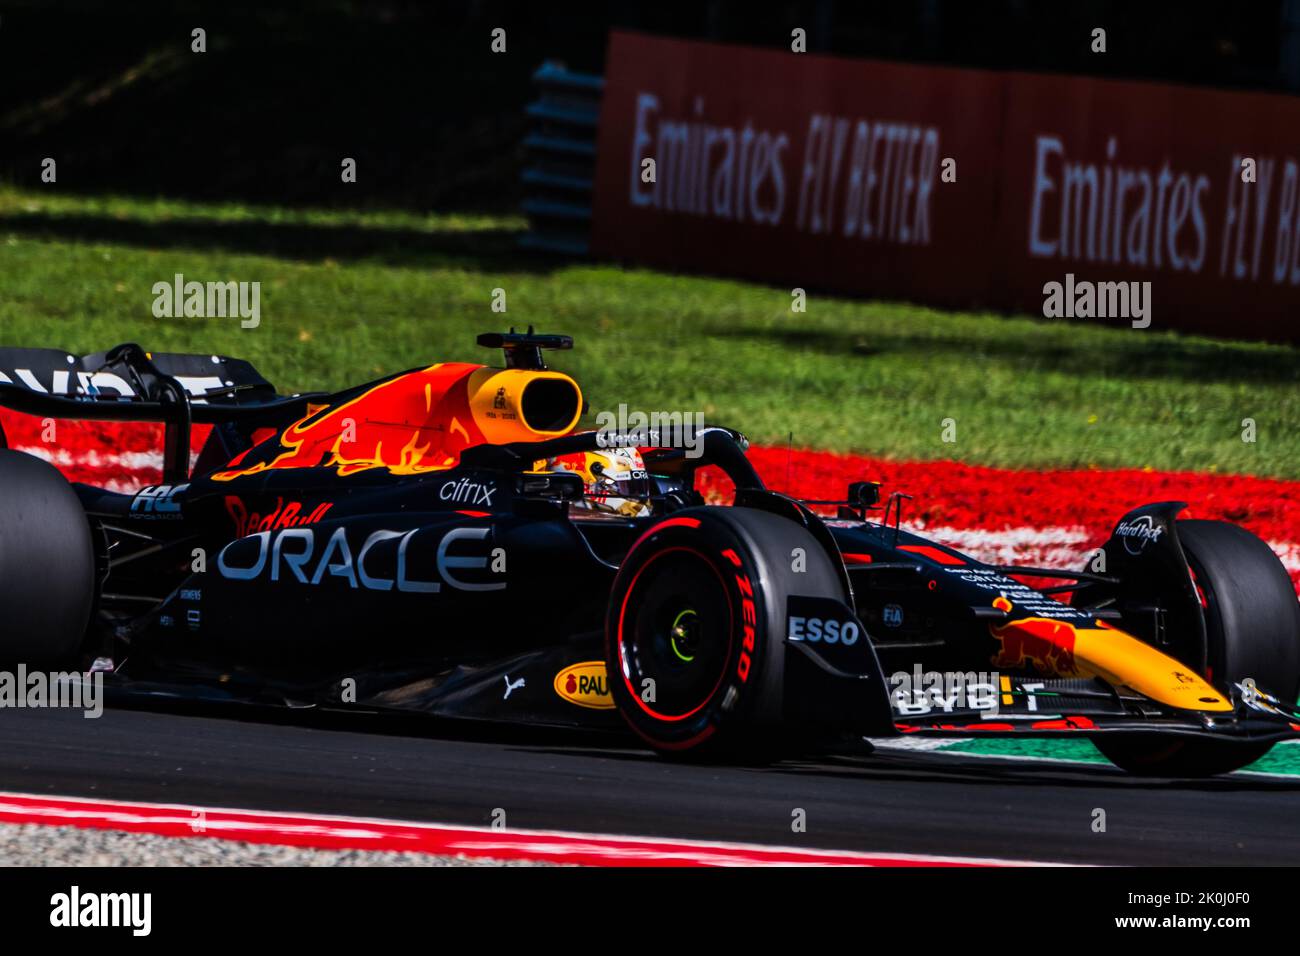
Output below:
[0,343,320,483]
[0,343,279,403]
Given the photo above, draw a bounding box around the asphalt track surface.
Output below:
[0,702,1296,865]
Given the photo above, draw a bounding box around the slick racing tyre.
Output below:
[0,450,96,666]
[1096,520,1300,777]
[605,507,845,761]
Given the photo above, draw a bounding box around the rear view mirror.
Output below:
[516,472,585,501]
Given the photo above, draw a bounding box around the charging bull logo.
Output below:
[991,616,1081,677]
[989,607,1233,713]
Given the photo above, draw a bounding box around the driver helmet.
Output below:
[541,447,651,517]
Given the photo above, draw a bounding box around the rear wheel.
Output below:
[1096,520,1300,777]
[605,507,844,760]
[0,450,96,666]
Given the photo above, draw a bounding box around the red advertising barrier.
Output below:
[592,31,1300,343]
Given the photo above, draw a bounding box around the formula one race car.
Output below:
[1,331,1298,776]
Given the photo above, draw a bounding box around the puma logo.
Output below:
[503,675,525,699]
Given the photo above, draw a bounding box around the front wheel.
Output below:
[604,507,845,760]
[1095,519,1300,777]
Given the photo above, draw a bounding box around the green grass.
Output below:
[2,186,1298,477]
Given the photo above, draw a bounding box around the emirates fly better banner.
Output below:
[592,31,1300,342]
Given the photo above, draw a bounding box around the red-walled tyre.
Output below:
[605,507,845,761]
